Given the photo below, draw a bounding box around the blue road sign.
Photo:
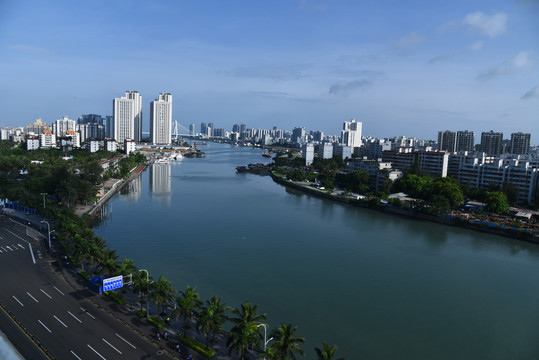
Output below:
[103,275,123,292]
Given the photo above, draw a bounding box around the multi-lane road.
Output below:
[0,216,175,359]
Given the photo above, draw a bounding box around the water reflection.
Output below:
[150,163,172,206]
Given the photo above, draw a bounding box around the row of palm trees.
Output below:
[57,218,345,360]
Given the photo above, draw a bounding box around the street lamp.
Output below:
[40,220,52,249]
[40,193,47,210]
[257,323,273,360]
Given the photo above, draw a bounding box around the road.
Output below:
[0,216,176,360]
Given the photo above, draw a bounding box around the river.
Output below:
[94,142,539,359]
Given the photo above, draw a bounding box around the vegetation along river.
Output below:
[94,142,539,360]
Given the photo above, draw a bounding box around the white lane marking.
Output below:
[11,244,19,250]
[27,292,38,303]
[38,320,51,333]
[12,296,24,306]
[53,286,65,296]
[70,350,82,360]
[87,344,106,360]
[115,333,136,349]
[53,315,67,328]
[18,244,24,249]
[102,338,122,354]
[1,246,7,251]
[4,229,29,244]
[0,249,3,253]
[40,289,52,299]
[68,311,82,323]
[29,244,36,264]
[6,246,13,251]
[80,307,95,319]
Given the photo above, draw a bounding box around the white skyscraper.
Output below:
[150,93,172,145]
[113,91,142,143]
[340,119,362,149]
[53,115,76,136]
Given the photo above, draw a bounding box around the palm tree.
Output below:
[227,321,260,360]
[148,275,176,316]
[227,301,267,360]
[267,323,304,360]
[315,341,345,360]
[171,285,202,335]
[197,296,230,346]
[116,258,137,277]
[132,271,152,312]
[98,249,121,277]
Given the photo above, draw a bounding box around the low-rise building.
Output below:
[26,136,40,150]
[124,138,136,155]
[86,138,100,153]
[104,138,117,152]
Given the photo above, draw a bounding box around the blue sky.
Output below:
[1,0,538,140]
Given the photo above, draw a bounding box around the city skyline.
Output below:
[0,0,538,139]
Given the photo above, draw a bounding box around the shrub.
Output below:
[178,334,215,358]
[79,270,90,281]
[148,316,165,328]
[136,310,147,318]
[104,290,127,305]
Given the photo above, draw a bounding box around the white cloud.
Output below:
[470,40,484,51]
[9,44,51,55]
[396,32,426,47]
[477,51,534,81]
[521,86,539,100]
[329,79,372,96]
[464,11,507,38]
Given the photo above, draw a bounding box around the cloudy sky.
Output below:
[0,0,538,140]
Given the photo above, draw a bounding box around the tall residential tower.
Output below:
[150,93,173,145]
[113,91,142,143]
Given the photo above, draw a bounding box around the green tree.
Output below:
[315,341,345,360]
[133,271,152,312]
[197,296,230,346]
[172,285,202,335]
[267,323,305,360]
[149,275,177,316]
[485,191,510,214]
[227,301,267,360]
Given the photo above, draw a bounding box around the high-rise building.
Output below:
[53,116,76,136]
[27,118,51,135]
[208,122,214,137]
[340,119,362,149]
[113,91,142,143]
[150,92,172,145]
[232,124,240,133]
[79,114,104,125]
[292,127,305,144]
[200,122,208,136]
[456,130,475,152]
[480,130,503,156]
[105,116,113,138]
[510,132,531,155]
[189,124,195,136]
[437,130,457,152]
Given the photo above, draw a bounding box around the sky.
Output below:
[0,0,538,141]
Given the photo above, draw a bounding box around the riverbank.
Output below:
[270,172,539,244]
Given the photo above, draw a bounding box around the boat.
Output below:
[170,152,184,161]
[194,142,206,146]
[262,152,272,158]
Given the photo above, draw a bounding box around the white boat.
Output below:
[170,152,184,161]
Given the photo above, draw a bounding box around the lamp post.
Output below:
[40,193,47,210]
[257,323,273,360]
[40,220,52,249]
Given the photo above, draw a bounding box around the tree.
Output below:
[133,271,152,312]
[485,191,509,214]
[171,285,202,335]
[267,323,305,360]
[197,296,230,346]
[98,249,120,277]
[227,301,267,360]
[315,341,345,360]
[149,275,177,316]
[502,182,519,206]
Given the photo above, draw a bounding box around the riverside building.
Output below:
[150,92,173,145]
[113,91,142,143]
